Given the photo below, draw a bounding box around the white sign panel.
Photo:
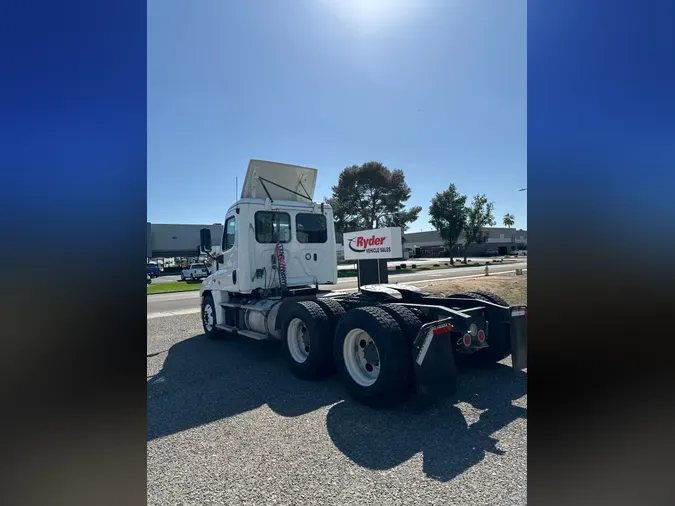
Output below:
[343,227,403,260]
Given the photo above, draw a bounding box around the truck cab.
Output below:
[201,160,337,297]
[207,198,337,294]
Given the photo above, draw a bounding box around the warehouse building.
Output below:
[147,223,526,261]
[148,223,223,259]
[402,228,527,257]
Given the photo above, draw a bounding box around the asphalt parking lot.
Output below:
[147,313,527,506]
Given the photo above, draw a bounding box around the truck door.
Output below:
[216,214,238,290]
[253,211,294,288]
[293,212,330,279]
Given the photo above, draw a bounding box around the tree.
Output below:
[324,196,359,239]
[463,194,496,262]
[503,212,516,246]
[327,161,422,234]
[428,184,467,265]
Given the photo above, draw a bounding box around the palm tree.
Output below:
[503,213,516,251]
[503,213,515,228]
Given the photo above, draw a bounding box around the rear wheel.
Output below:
[465,289,509,307]
[315,297,346,330]
[377,304,422,344]
[334,306,411,408]
[445,291,482,300]
[281,300,334,380]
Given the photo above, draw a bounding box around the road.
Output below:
[147,312,527,505]
[148,260,527,316]
[150,256,526,284]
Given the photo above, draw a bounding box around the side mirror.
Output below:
[216,254,224,263]
[200,228,212,252]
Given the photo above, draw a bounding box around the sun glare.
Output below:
[325,0,411,30]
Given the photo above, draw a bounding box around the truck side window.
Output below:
[296,213,327,244]
[222,217,236,250]
[255,211,291,243]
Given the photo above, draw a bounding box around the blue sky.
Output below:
[148,0,527,231]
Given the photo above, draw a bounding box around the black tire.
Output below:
[377,304,422,345]
[465,289,509,307]
[445,291,484,300]
[280,300,335,380]
[451,292,511,367]
[180,274,185,281]
[334,306,412,408]
[315,297,347,330]
[376,304,422,395]
[201,294,226,340]
[337,293,378,312]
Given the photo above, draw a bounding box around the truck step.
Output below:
[282,286,318,298]
[220,301,243,309]
[219,301,269,312]
[215,324,269,340]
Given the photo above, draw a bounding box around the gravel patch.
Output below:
[148,314,527,506]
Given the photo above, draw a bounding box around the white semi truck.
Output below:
[198,160,527,407]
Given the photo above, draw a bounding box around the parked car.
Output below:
[181,263,209,281]
[484,249,499,256]
[147,263,161,278]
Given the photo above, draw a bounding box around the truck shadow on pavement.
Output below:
[148,333,526,482]
[147,333,345,441]
[325,366,527,482]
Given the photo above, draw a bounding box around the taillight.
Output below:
[477,329,485,342]
[468,323,477,337]
[462,333,472,346]
[433,324,453,336]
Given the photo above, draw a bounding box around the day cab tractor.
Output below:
[198,160,527,408]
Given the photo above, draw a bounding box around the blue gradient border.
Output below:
[528,1,674,505]
[0,1,147,505]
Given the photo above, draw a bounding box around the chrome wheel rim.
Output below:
[287,318,310,363]
[203,303,214,331]
[343,328,380,386]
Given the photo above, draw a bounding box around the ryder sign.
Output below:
[343,227,403,260]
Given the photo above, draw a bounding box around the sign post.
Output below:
[343,227,403,288]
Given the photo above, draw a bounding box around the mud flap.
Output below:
[411,320,458,403]
[510,306,528,370]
